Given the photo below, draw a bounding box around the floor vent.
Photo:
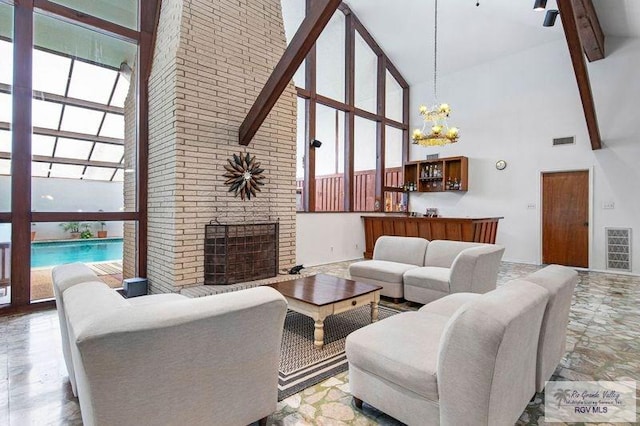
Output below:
[606,227,632,272]
[553,136,575,146]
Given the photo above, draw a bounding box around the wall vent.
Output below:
[606,227,632,272]
[426,153,440,160]
[552,136,575,146]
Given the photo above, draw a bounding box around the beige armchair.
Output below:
[346,279,549,426]
[403,240,505,304]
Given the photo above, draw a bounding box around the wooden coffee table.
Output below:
[268,274,382,349]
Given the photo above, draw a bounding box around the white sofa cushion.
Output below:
[127,293,187,306]
[524,264,578,391]
[418,293,480,318]
[403,266,451,293]
[346,311,449,401]
[423,240,483,268]
[350,260,420,284]
[373,236,428,266]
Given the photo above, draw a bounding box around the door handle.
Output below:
[583,222,589,226]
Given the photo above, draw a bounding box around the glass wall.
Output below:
[354,32,378,113]
[49,0,138,30]
[0,2,12,212]
[31,220,135,302]
[296,97,306,211]
[386,70,403,123]
[31,13,137,213]
[316,11,345,102]
[315,104,345,211]
[354,117,377,211]
[384,126,405,212]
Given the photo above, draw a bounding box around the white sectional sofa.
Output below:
[346,264,578,426]
[52,263,287,426]
[349,236,505,302]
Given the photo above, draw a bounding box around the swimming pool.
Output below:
[31,238,123,268]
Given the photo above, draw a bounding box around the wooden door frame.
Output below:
[538,167,593,268]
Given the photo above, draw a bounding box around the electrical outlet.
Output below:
[603,201,615,210]
[527,203,536,210]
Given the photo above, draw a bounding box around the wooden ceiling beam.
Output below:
[239,0,342,146]
[558,0,602,150]
[572,0,605,62]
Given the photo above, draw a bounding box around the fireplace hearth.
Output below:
[204,221,279,285]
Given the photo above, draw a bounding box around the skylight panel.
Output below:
[32,99,63,129]
[0,93,11,123]
[31,161,51,177]
[54,138,94,160]
[32,49,72,96]
[32,134,56,156]
[0,159,10,175]
[112,169,124,182]
[110,76,130,108]
[0,130,10,153]
[49,163,84,179]
[90,143,123,163]
[67,60,118,104]
[99,113,125,139]
[59,105,103,135]
[0,40,12,85]
[83,166,116,181]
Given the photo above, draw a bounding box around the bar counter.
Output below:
[362,215,503,259]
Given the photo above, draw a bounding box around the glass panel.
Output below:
[67,60,118,104]
[281,0,306,88]
[100,113,125,139]
[60,106,104,135]
[314,104,345,211]
[110,75,129,107]
[354,116,377,211]
[0,93,12,123]
[90,143,124,163]
[32,162,51,177]
[54,138,93,160]
[32,49,71,96]
[384,126,405,212]
[0,3,11,213]
[0,39,12,85]
[32,13,137,212]
[83,167,116,181]
[30,220,136,302]
[32,135,56,156]
[32,99,63,129]
[295,97,306,211]
[386,70,403,122]
[316,11,345,102]
[48,0,138,30]
[354,32,378,113]
[0,223,10,305]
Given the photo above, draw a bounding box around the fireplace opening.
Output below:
[204,221,279,285]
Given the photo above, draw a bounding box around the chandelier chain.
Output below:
[433,0,438,103]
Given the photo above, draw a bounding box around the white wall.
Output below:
[296,213,370,266]
[408,36,640,274]
[296,36,640,274]
[0,176,125,241]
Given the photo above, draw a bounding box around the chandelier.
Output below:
[412,0,459,147]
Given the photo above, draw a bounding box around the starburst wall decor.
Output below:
[223,152,265,200]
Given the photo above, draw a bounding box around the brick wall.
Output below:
[147,0,297,293]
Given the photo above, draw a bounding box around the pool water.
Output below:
[31,238,124,268]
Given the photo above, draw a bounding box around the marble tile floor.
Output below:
[1,261,639,425]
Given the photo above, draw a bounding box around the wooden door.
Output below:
[542,171,589,267]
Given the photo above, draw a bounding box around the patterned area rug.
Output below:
[278,305,399,400]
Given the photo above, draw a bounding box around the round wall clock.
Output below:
[495,160,507,170]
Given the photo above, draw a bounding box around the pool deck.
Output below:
[30,261,123,301]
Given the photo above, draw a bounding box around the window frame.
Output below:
[297,3,410,213]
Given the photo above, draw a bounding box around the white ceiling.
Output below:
[338,0,640,86]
